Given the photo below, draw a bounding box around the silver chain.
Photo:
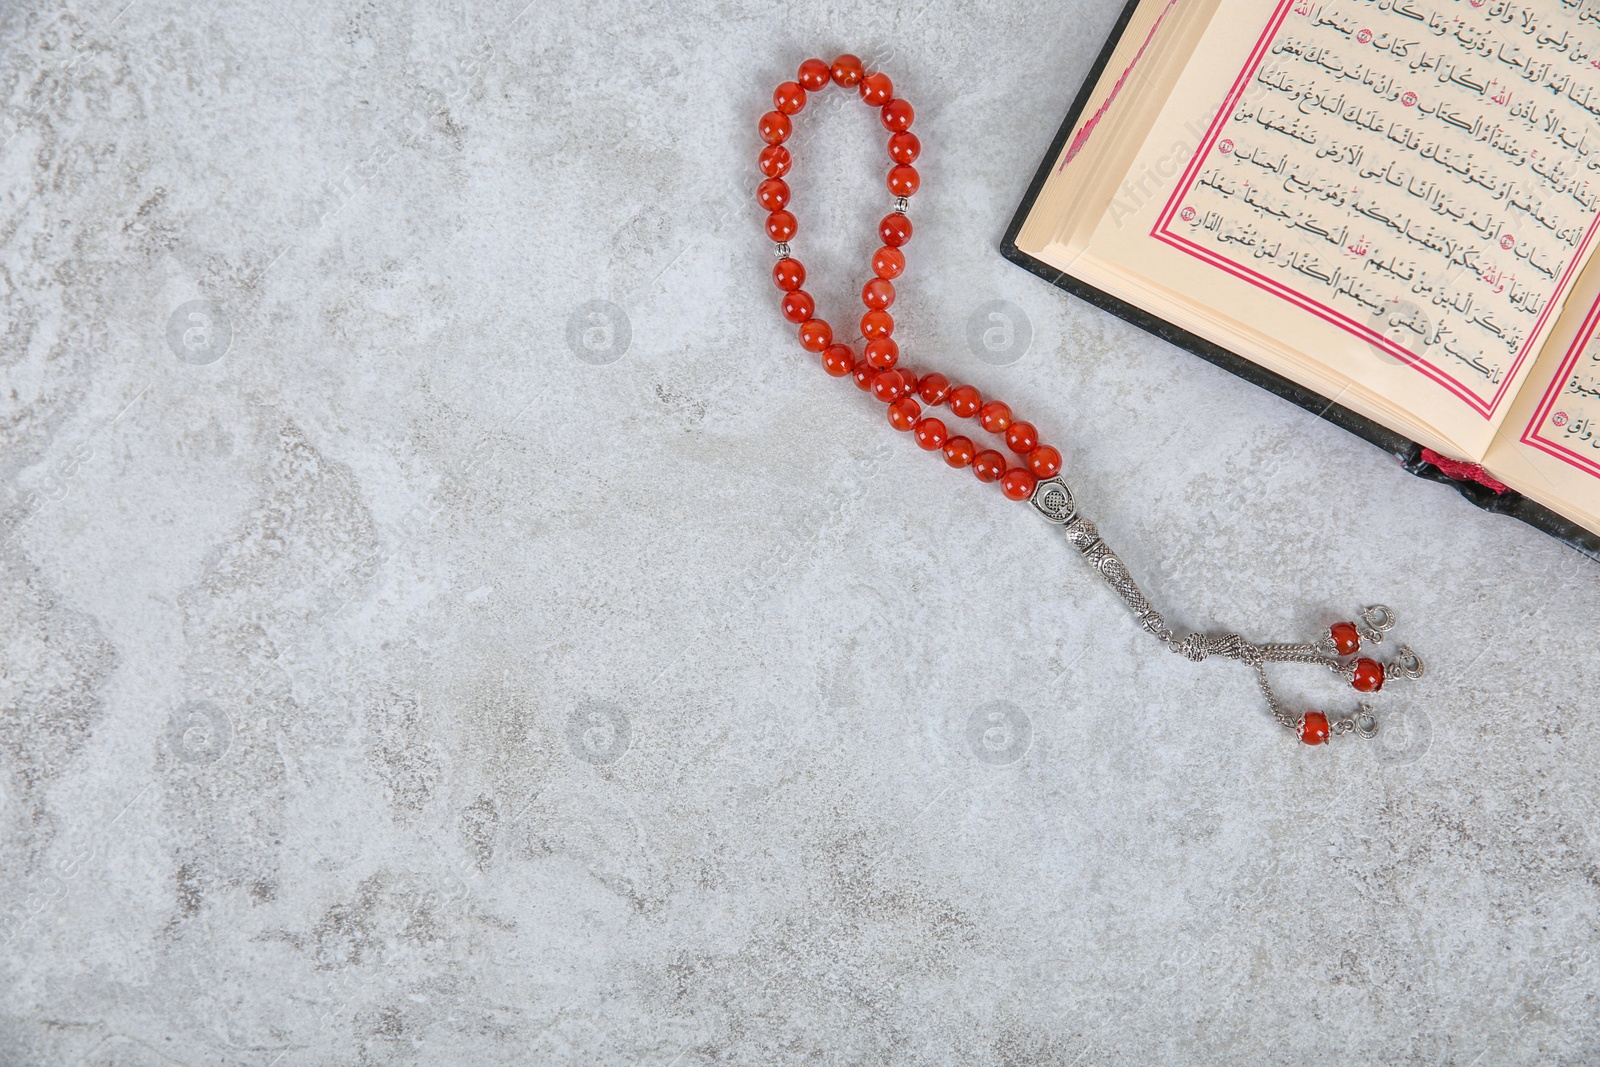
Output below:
[1029,476,1423,742]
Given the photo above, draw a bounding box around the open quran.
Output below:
[1004,0,1600,548]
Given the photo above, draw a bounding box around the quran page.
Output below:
[1484,252,1600,528]
[1061,0,1600,461]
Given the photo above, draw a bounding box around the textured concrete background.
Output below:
[1,0,1597,1063]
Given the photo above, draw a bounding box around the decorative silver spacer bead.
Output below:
[773,241,792,259]
[892,196,910,215]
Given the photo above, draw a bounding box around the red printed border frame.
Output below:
[1519,293,1600,480]
[1148,0,1600,420]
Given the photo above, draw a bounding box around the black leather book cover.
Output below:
[998,0,1600,556]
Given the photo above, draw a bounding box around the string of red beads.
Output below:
[760,55,1060,505]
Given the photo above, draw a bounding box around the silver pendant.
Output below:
[1030,476,1423,746]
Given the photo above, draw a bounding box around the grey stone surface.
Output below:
[1,0,1597,1063]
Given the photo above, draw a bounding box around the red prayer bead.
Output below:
[1330,622,1361,656]
[773,81,807,115]
[862,277,895,310]
[831,54,864,87]
[887,165,920,197]
[859,71,893,107]
[914,417,948,450]
[918,373,951,406]
[861,310,894,339]
[888,131,920,164]
[1000,467,1037,501]
[781,290,815,324]
[758,145,791,178]
[881,98,914,131]
[943,435,975,468]
[766,210,797,242]
[756,71,955,480]
[948,385,981,419]
[887,397,921,431]
[1298,711,1330,745]
[1028,445,1062,478]
[1004,421,1038,454]
[978,400,1012,433]
[879,213,912,247]
[757,177,790,211]
[797,58,831,91]
[759,111,792,145]
[798,318,832,352]
[822,344,856,377]
[871,369,910,403]
[972,449,1006,482]
[773,257,805,291]
[872,246,905,279]
[1352,658,1384,693]
[865,336,899,369]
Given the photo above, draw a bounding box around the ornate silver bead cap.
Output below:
[1029,476,1076,525]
